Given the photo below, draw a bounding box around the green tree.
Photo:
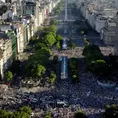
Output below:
[5,71,13,82]
[82,45,101,57]
[53,55,58,64]
[50,19,58,25]
[0,106,32,118]
[44,33,56,47]
[56,41,61,49]
[27,63,46,78]
[72,74,77,80]
[49,71,56,84]
[35,64,46,77]
[53,7,61,15]
[85,52,104,63]
[29,36,39,45]
[9,60,21,74]
[44,25,57,34]
[71,43,76,49]
[56,35,63,41]
[72,74,79,82]
[69,58,79,82]
[41,47,52,55]
[89,60,111,76]
[69,58,78,69]
[35,42,46,51]
[44,112,51,118]
[74,109,87,118]
[25,48,50,77]
[12,111,29,118]
[28,48,50,65]
[35,48,51,57]
[104,104,118,118]
[17,106,32,115]
[0,109,11,118]
[83,38,89,46]
[48,25,57,34]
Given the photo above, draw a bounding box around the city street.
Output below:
[57,8,107,49]
[54,3,114,57]
[0,2,116,118]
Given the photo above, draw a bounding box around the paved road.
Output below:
[56,7,107,48]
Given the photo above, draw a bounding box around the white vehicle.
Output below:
[56,100,68,107]
[8,97,14,100]
[30,98,38,103]
[22,98,28,101]
[29,94,35,98]
[61,95,68,99]
[22,92,30,97]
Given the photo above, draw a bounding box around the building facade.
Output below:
[101,18,116,46]
[0,32,12,79]
[0,0,61,79]
[114,12,118,55]
[95,15,108,33]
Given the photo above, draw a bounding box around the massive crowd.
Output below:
[53,46,114,58]
[0,55,118,118]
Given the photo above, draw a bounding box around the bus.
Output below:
[60,56,68,79]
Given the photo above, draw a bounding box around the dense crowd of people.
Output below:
[0,54,118,118]
[53,46,114,58]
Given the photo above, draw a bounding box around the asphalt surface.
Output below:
[56,7,106,47]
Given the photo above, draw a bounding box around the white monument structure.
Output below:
[64,0,68,21]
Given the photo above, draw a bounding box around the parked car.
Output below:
[56,100,69,107]
[22,98,28,102]
[22,92,30,97]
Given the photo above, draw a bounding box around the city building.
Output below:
[80,1,117,33]
[0,32,12,79]
[0,0,60,78]
[21,0,50,28]
[0,48,3,80]
[95,15,108,33]
[101,18,116,46]
[114,12,118,55]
